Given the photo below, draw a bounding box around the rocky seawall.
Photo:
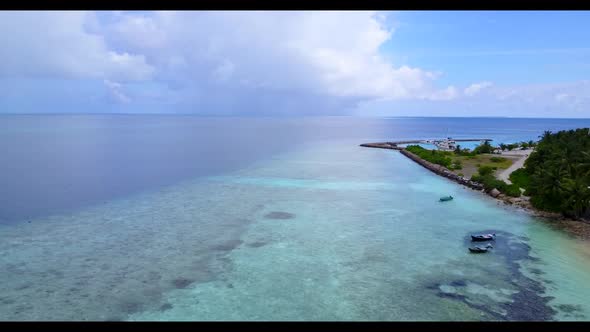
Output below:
[400,149,485,191]
[360,142,403,150]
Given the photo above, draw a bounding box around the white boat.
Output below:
[434,138,457,151]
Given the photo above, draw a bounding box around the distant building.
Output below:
[434,138,457,151]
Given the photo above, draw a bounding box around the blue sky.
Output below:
[0,11,589,118]
[384,11,590,86]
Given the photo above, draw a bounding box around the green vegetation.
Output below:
[477,165,494,176]
[507,143,518,151]
[471,173,521,197]
[490,156,507,163]
[406,143,522,198]
[473,141,494,154]
[453,144,475,157]
[504,185,523,197]
[406,145,453,168]
[521,128,590,219]
[497,140,537,152]
[407,142,513,175]
[450,160,463,170]
[509,168,531,190]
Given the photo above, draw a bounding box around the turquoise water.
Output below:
[2,138,590,320]
[398,141,491,151]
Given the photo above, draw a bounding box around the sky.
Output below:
[0,11,589,118]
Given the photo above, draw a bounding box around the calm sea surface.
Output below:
[1,115,590,320]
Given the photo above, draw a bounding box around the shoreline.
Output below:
[362,143,590,240]
[403,148,590,239]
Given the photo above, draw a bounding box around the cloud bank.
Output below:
[0,11,587,117]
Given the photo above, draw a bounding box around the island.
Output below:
[361,129,590,228]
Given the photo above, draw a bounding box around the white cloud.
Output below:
[211,60,235,82]
[1,11,586,117]
[0,11,154,82]
[357,80,590,118]
[428,86,459,101]
[104,79,131,103]
[464,81,493,96]
[97,11,455,104]
[555,93,571,103]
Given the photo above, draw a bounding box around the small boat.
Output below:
[471,233,496,241]
[469,244,493,253]
[440,195,453,202]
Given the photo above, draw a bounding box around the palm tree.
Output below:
[560,177,590,218]
[521,128,590,216]
[540,130,553,141]
[579,151,590,176]
[540,163,566,197]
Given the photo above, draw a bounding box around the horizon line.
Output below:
[1,113,590,120]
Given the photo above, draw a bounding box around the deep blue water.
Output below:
[1,115,588,224]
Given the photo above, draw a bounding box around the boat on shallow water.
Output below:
[469,244,493,253]
[471,233,496,241]
[439,195,453,202]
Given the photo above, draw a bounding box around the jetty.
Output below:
[399,149,484,191]
[360,138,492,191]
[360,138,492,151]
[360,142,404,150]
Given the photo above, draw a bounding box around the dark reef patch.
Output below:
[555,304,586,319]
[449,280,467,287]
[210,239,243,251]
[423,230,561,321]
[438,291,468,301]
[159,303,173,312]
[529,268,544,276]
[556,304,583,314]
[264,211,295,220]
[427,281,506,320]
[247,240,269,248]
[117,301,143,315]
[0,297,16,305]
[172,278,194,289]
[14,283,31,291]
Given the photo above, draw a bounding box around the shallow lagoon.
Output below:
[2,139,590,321]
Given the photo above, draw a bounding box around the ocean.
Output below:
[1,115,590,320]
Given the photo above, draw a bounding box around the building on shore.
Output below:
[434,137,457,151]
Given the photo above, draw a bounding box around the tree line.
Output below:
[521,128,590,219]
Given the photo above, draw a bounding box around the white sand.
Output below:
[497,148,534,184]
